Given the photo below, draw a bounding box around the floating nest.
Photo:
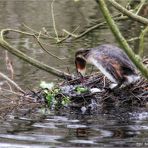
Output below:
[61,73,147,109]
[20,58,148,115]
[21,73,147,115]
[0,59,147,117]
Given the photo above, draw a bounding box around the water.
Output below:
[0,0,148,147]
[0,110,147,147]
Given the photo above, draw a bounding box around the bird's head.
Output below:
[75,48,90,77]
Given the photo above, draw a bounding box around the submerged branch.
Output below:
[0,29,72,80]
[96,0,148,79]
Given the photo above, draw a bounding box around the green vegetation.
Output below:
[75,86,89,94]
[40,81,70,108]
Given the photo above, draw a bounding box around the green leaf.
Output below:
[46,93,54,106]
[62,96,70,106]
[75,86,88,94]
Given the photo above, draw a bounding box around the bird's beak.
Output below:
[77,68,86,78]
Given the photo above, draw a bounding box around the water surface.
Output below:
[0,0,148,147]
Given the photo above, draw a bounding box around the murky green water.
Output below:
[0,0,148,147]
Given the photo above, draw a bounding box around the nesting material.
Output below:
[61,73,148,110]
[0,60,147,117]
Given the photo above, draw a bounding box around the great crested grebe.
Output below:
[75,44,140,89]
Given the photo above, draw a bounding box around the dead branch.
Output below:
[0,29,72,80]
[0,72,24,93]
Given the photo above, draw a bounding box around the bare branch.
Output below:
[138,26,148,57]
[51,0,60,42]
[96,0,148,79]
[0,72,24,93]
[34,33,66,62]
[0,29,72,80]
[108,0,148,25]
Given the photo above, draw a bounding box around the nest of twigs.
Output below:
[61,73,147,111]
[0,59,147,117]
[21,58,148,114]
[59,58,148,113]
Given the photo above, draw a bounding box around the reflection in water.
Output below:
[0,109,147,147]
[0,0,148,147]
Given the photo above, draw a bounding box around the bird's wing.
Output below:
[89,53,124,83]
[92,45,136,75]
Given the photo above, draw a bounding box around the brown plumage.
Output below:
[75,44,140,89]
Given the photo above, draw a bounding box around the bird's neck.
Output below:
[83,50,90,61]
[84,51,93,64]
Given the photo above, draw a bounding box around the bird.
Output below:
[75,44,140,89]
